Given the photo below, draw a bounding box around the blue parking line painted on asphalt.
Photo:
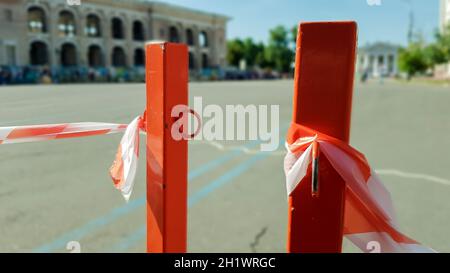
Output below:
[108,226,146,253]
[31,140,263,253]
[32,197,146,253]
[188,140,261,181]
[111,152,270,252]
[32,122,289,253]
[188,153,267,207]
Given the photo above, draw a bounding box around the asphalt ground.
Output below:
[0,79,449,252]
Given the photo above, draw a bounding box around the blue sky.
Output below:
[154,0,439,46]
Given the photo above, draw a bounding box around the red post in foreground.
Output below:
[288,22,357,253]
[146,42,188,253]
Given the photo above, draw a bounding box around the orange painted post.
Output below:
[145,42,188,253]
[287,22,357,253]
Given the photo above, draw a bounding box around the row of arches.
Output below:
[27,6,210,47]
[28,6,146,41]
[30,42,209,69]
[169,27,208,47]
[29,41,145,67]
[189,52,209,70]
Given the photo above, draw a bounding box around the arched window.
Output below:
[86,14,101,37]
[189,52,196,70]
[58,11,76,37]
[199,31,208,48]
[133,21,145,41]
[112,47,126,67]
[134,48,145,67]
[186,29,194,46]
[112,17,125,39]
[30,41,48,65]
[28,7,47,33]
[169,26,179,43]
[88,45,103,67]
[61,43,77,66]
[201,53,209,69]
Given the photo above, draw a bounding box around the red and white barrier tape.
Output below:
[284,123,435,253]
[0,116,144,201]
[0,122,128,145]
[109,116,144,202]
[0,116,437,251]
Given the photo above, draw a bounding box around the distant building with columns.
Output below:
[0,0,230,77]
[357,42,399,78]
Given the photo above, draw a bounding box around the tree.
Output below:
[253,42,267,68]
[427,25,450,66]
[226,39,245,67]
[226,25,296,73]
[227,38,266,69]
[397,25,450,79]
[265,25,294,73]
[398,42,429,79]
[268,25,289,48]
[242,38,263,67]
[424,43,447,67]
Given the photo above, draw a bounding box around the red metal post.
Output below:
[287,22,357,253]
[145,42,188,253]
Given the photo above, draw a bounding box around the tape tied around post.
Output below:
[284,122,435,253]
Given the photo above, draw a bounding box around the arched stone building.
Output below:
[0,0,229,75]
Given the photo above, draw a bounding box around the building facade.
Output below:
[0,0,229,76]
[357,42,399,78]
[440,0,450,31]
[438,0,450,78]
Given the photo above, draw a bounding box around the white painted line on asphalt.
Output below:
[189,140,286,156]
[376,169,450,187]
[188,142,450,186]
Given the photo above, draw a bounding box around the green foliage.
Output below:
[399,25,450,78]
[268,25,289,48]
[429,25,450,65]
[253,42,267,67]
[226,39,245,67]
[227,23,450,76]
[242,38,261,67]
[226,25,296,73]
[424,43,448,66]
[226,38,267,68]
[398,42,429,78]
[265,25,295,73]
